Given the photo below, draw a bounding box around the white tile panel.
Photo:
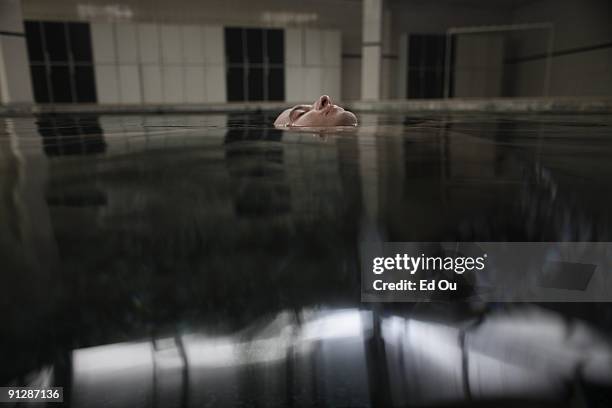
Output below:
[182,25,204,64]
[162,66,184,103]
[285,66,303,102]
[304,67,323,101]
[323,30,341,68]
[203,26,224,65]
[91,23,116,64]
[94,65,119,104]
[141,65,163,104]
[118,65,142,104]
[322,67,341,100]
[138,23,160,64]
[184,66,206,103]
[160,25,183,64]
[304,29,323,66]
[204,66,226,102]
[285,28,303,66]
[116,24,139,64]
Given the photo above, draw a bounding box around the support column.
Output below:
[360,0,383,101]
[0,0,33,104]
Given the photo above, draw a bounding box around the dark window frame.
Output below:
[225,27,284,102]
[406,33,455,99]
[25,20,97,104]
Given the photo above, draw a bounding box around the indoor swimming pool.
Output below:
[1,111,612,407]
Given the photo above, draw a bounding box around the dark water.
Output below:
[1,112,612,407]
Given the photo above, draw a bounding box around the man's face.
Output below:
[274,95,358,127]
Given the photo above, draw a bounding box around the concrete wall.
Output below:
[390,0,612,99]
[510,0,612,96]
[391,2,511,99]
[453,34,505,98]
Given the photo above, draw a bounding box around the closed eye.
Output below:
[289,105,311,122]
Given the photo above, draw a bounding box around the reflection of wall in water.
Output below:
[381,118,523,241]
[381,117,612,241]
[26,113,364,350]
[1,117,63,384]
[0,125,21,265]
[223,113,357,223]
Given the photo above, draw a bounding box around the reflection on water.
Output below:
[2,112,612,406]
[225,116,289,216]
[38,115,106,156]
[14,307,612,407]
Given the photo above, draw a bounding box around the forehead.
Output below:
[279,108,292,121]
[274,108,293,126]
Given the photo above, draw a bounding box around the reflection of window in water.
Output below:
[36,114,108,208]
[36,114,106,156]
[224,114,290,217]
[46,189,107,208]
[225,28,284,102]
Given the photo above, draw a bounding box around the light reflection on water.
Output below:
[17,307,612,407]
[2,112,612,405]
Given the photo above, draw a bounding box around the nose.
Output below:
[316,95,332,110]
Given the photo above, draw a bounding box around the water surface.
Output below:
[2,111,612,406]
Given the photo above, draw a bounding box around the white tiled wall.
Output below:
[160,25,182,64]
[184,66,206,103]
[285,28,342,103]
[141,65,163,103]
[182,25,204,64]
[116,24,138,64]
[138,24,160,63]
[91,23,116,64]
[204,66,226,102]
[91,22,226,104]
[118,64,142,103]
[94,65,120,103]
[92,23,341,105]
[162,66,183,103]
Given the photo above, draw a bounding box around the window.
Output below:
[407,34,453,99]
[25,21,97,103]
[224,28,285,102]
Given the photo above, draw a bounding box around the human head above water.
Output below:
[274,95,358,127]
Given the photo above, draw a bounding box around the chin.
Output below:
[335,111,358,126]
